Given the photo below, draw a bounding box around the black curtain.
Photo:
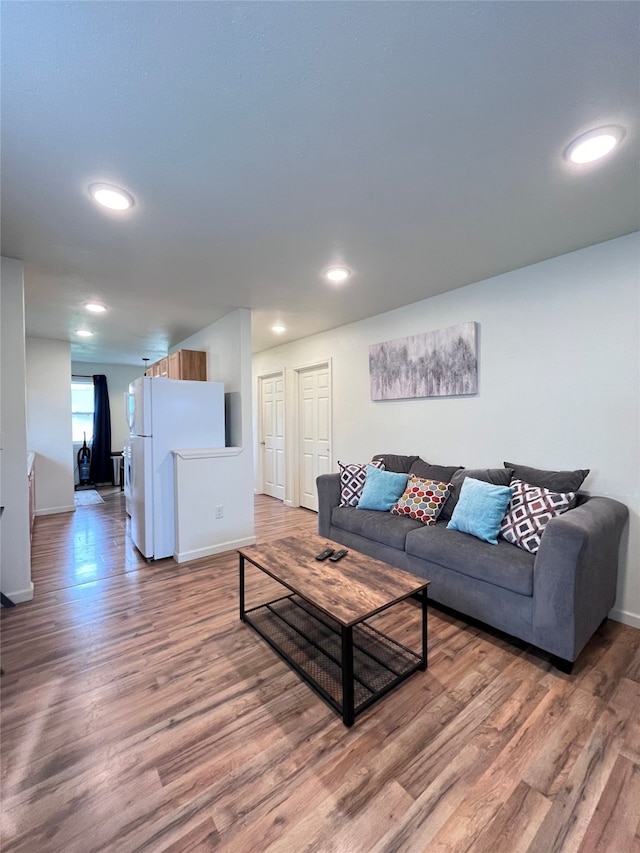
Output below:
[90,375,112,484]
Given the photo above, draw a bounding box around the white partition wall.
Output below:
[1,258,33,603]
[26,338,75,515]
[173,308,255,552]
[173,448,256,563]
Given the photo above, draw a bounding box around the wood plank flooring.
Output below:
[1,490,639,852]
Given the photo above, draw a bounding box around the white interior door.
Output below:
[260,373,285,500]
[299,364,331,511]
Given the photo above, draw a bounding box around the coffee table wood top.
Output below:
[238,533,429,628]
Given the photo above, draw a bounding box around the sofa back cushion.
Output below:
[440,467,514,521]
[372,453,420,473]
[503,461,589,492]
[409,459,463,483]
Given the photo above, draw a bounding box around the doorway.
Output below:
[258,372,285,501]
[297,362,332,512]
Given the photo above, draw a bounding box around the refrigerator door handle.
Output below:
[124,391,133,432]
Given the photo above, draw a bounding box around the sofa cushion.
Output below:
[358,466,409,512]
[372,453,420,474]
[440,467,514,521]
[409,459,463,482]
[338,459,384,507]
[503,461,589,492]
[391,476,452,524]
[500,479,577,554]
[406,523,534,596]
[447,477,514,544]
[331,506,423,550]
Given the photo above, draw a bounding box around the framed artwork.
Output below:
[369,321,478,400]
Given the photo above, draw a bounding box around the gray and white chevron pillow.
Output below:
[338,460,385,507]
[500,478,576,554]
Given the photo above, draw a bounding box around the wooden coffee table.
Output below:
[238,534,429,726]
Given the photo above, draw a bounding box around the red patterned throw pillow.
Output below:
[338,460,385,507]
[391,476,452,524]
[500,478,576,554]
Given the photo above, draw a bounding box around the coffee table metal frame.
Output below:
[239,551,428,726]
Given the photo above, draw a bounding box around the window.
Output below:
[71,379,94,442]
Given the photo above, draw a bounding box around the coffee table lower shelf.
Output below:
[243,593,424,726]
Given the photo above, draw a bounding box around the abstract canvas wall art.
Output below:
[369,321,478,400]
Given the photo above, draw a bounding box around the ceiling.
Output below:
[1,2,638,365]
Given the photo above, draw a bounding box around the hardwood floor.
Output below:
[1,491,639,852]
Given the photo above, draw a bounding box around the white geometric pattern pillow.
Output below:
[500,478,576,554]
[338,460,385,507]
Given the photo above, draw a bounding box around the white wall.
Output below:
[71,361,142,453]
[26,338,75,515]
[171,308,255,557]
[173,448,256,562]
[253,234,640,627]
[1,258,33,602]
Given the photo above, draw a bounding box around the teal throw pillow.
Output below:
[357,466,409,512]
[446,476,513,544]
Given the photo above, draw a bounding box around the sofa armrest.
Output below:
[317,473,341,537]
[532,496,629,660]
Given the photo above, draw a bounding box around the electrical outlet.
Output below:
[215,505,224,519]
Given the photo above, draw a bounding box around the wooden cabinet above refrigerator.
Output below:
[145,349,207,381]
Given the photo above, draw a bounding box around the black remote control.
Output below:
[329,549,348,562]
[315,548,335,561]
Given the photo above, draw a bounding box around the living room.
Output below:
[1,2,639,850]
[253,233,640,632]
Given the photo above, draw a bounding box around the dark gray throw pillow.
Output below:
[372,454,420,474]
[503,461,590,493]
[410,459,463,483]
[439,467,514,521]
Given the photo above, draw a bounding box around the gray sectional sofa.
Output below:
[317,454,629,669]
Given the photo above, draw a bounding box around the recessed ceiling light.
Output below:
[76,329,93,337]
[88,182,135,211]
[565,127,624,164]
[272,325,286,333]
[85,302,107,313]
[324,266,351,283]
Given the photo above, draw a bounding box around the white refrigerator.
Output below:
[126,376,225,560]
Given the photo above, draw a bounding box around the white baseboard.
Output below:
[2,582,34,604]
[173,535,257,565]
[609,607,640,629]
[35,505,75,517]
